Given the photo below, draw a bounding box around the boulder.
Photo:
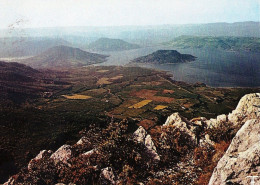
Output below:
[50,144,72,165]
[209,119,260,185]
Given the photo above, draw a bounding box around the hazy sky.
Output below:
[0,0,259,28]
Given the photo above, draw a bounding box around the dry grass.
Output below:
[128,100,152,109]
[62,94,92,100]
[110,75,123,80]
[131,89,174,103]
[183,102,194,108]
[163,89,175,94]
[96,69,109,73]
[154,105,168,110]
[137,119,156,130]
[97,78,112,85]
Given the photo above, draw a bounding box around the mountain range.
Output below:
[165,35,260,52]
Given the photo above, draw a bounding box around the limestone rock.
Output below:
[82,149,97,158]
[133,126,147,143]
[216,114,227,123]
[76,136,90,145]
[100,167,116,184]
[133,126,160,161]
[145,135,160,161]
[163,112,196,141]
[50,144,72,165]
[164,112,190,127]
[199,134,215,148]
[205,118,217,129]
[28,150,52,170]
[3,177,15,185]
[228,93,260,124]
[209,119,260,185]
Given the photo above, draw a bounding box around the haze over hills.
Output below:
[165,35,260,52]
[1,22,259,46]
[23,45,109,68]
[88,38,140,51]
[0,37,70,58]
[132,50,196,64]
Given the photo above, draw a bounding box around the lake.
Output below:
[96,46,260,87]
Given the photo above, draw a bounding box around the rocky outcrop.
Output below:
[209,119,260,185]
[228,93,260,124]
[4,93,259,185]
[133,126,160,161]
[28,150,52,170]
[163,112,198,144]
[76,136,90,145]
[50,145,72,165]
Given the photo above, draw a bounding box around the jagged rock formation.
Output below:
[163,112,197,142]
[4,93,260,185]
[209,119,260,184]
[228,93,260,124]
[133,126,160,161]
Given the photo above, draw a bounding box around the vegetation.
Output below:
[0,62,259,183]
[23,45,109,68]
[132,50,196,64]
[165,35,260,52]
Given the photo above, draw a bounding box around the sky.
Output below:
[0,0,259,29]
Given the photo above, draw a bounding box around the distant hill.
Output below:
[0,61,40,82]
[0,61,44,104]
[0,37,71,58]
[23,45,109,68]
[88,38,140,51]
[132,50,196,64]
[165,36,260,52]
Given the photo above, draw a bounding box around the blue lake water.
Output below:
[96,46,260,87]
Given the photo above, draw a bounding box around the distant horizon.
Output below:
[0,21,259,30]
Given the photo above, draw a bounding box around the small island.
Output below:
[132,50,196,64]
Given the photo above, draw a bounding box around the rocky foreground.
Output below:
[4,93,260,185]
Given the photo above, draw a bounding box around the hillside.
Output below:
[4,93,260,184]
[132,50,196,64]
[88,38,140,51]
[0,37,70,58]
[165,36,260,52]
[0,61,67,105]
[0,61,42,104]
[23,45,109,68]
[1,65,259,183]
